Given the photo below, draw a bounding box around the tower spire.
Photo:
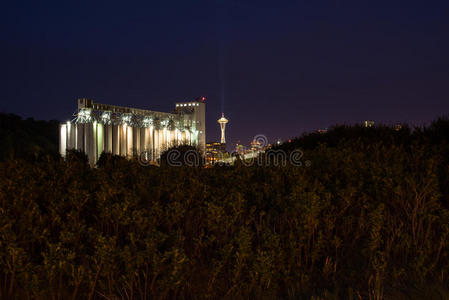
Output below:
[217,113,229,144]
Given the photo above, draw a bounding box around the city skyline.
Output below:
[1,0,448,147]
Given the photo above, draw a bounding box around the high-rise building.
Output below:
[59,98,206,165]
[218,113,228,144]
[205,141,227,164]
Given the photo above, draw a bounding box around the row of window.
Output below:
[176,103,200,107]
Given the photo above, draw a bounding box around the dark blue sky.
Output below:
[1,0,449,147]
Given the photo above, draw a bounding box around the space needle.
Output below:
[218,113,228,144]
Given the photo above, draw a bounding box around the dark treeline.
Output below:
[275,119,449,152]
[0,113,59,161]
[1,118,449,299]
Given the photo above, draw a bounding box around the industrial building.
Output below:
[59,98,206,165]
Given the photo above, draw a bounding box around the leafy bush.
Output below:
[1,118,449,299]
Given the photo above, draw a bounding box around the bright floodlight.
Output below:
[122,114,131,124]
[143,117,153,127]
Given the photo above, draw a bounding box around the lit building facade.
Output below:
[364,120,375,128]
[205,141,227,164]
[59,98,206,165]
[250,139,262,152]
[235,143,246,155]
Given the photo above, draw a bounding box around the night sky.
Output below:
[1,0,449,147]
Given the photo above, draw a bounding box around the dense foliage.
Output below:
[0,113,59,161]
[1,118,449,299]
